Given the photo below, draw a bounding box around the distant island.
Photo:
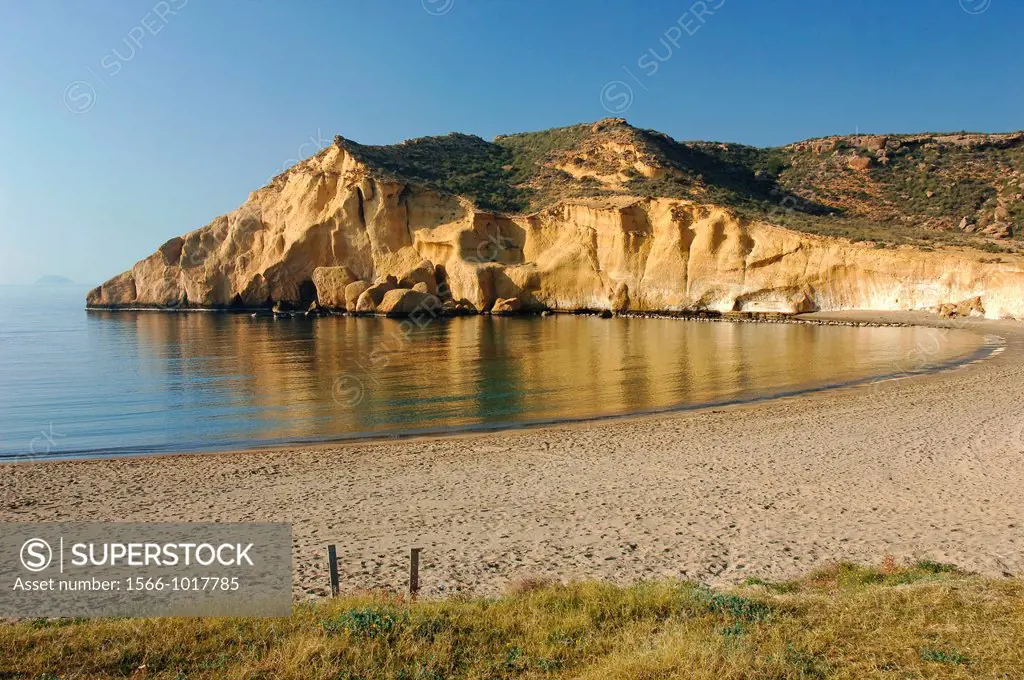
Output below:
[87,119,1024,319]
[35,275,75,286]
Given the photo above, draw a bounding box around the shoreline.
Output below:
[85,300,942,328]
[3,310,1022,601]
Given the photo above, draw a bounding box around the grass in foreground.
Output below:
[2,561,1023,679]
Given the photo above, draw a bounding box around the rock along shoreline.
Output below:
[85,302,919,329]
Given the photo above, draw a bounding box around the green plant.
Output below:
[921,647,971,665]
[322,606,406,638]
[701,592,773,622]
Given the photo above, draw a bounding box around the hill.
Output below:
[337,118,1024,252]
[86,119,1024,318]
[34,275,75,286]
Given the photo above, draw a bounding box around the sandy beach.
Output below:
[2,311,1022,600]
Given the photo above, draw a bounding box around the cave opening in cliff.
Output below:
[434,265,452,301]
[355,187,366,227]
[298,279,317,306]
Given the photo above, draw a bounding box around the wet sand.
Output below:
[2,311,1022,599]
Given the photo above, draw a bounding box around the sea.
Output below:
[0,285,989,461]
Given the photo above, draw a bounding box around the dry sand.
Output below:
[2,311,1022,599]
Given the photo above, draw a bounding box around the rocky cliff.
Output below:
[88,120,1024,319]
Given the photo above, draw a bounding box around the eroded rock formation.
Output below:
[87,137,1024,319]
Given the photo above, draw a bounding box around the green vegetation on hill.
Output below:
[773,131,1024,251]
[336,119,1024,253]
[494,123,593,181]
[339,122,815,219]
[3,562,1023,679]
[339,133,529,213]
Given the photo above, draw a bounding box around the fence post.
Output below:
[409,547,422,596]
[327,544,339,597]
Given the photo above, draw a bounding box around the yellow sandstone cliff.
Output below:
[87,140,1024,319]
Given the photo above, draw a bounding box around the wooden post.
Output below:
[409,547,422,596]
[327,545,339,597]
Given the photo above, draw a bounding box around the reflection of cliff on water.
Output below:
[83,312,986,454]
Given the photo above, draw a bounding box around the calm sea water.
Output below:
[0,285,987,461]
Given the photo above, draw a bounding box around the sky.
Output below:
[0,0,1021,286]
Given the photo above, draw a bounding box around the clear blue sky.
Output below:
[1,0,1020,285]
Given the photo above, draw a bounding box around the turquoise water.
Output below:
[0,285,986,461]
